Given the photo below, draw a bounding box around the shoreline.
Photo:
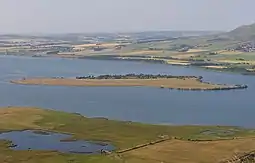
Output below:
[2,54,255,75]
[10,74,248,91]
[79,55,255,75]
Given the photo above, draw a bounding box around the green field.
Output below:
[0,107,255,163]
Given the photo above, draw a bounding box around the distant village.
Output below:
[227,42,255,52]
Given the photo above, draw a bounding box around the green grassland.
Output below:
[0,107,255,163]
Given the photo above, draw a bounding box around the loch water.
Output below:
[0,130,114,154]
[0,55,254,128]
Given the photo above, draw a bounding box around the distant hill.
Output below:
[227,23,255,41]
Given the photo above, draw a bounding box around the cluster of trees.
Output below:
[76,74,199,80]
[169,44,194,52]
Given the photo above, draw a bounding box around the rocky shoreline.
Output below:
[168,84,248,91]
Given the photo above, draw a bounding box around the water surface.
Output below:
[0,56,254,128]
[0,130,114,154]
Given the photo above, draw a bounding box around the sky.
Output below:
[0,0,254,34]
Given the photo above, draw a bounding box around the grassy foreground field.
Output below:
[124,139,255,163]
[11,77,230,90]
[0,107,255,163]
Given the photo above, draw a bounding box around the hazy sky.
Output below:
[0,0,254,34]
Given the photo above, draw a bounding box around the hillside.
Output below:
[227,23,255,41]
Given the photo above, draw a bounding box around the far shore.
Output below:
[2,54,255,75]
[10,76,247,91]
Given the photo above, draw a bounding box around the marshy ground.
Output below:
[0,107,255,163]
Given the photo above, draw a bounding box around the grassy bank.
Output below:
[0,107,255,163]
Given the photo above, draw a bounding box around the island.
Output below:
[0,107,255,163]
[10,74,248,91]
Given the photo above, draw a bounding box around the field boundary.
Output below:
[116,137,170,154]
[220,150,255,163]
[116,136,255,154]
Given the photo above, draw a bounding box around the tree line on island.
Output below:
[75,74,202,80]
